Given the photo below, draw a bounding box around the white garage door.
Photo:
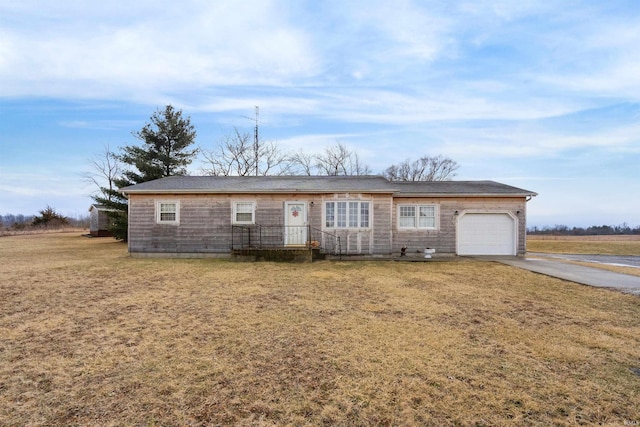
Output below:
[457,213,516,255]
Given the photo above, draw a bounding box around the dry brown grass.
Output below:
[0,227,88,237]
[2,233,640,426]
[568,261,640,278]
[527,235,640,256]
[527,235,640,277]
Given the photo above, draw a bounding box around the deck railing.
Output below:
[231,225,341,257]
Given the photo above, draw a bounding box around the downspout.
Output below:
[127,194,131,252]
[523,193,535,255]
[118,188,131,253]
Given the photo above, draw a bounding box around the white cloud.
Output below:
[458,0,552,20]
[0,169,87,196]
[543,61,640,99]
[517,7,640,98]
[302,88,582,124]
[526,177,640,227]
[276,133,358,153]
[436,121,640,161]
[59,120,139,130]
[2,0,640,226]
[0,164,95,214]
[0,0,320,99]
[354,0,451,62]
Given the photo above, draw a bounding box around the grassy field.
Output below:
[527,235,640,277]
[527,234,640,256]
[1,233,640,426]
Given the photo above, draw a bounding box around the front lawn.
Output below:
[1,233,639,426]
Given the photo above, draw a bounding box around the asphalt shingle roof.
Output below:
[391,180,537,196]
[120,175,537,197]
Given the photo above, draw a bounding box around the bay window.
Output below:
[325,201,370,229]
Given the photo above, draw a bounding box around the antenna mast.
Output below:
[254,106,259,176]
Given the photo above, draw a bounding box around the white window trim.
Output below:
[156,200,180,225]
[232,201,256,225]
[397,204,439,230]
[324,200,371,230]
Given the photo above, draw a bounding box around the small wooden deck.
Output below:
[231,247,325,262]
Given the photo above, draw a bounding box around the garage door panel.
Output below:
[458,213,515,255]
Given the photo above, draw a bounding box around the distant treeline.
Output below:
[0,212,89,230]
[528,223,640,235]
[3,211,638,236]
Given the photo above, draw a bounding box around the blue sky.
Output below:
[1,0,639,228]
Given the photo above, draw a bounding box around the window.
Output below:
[398,204,437,229]
[399,206,416,228]
[325,202,335,228]
[156,201,179,224]
[337,202,347,227]
[418,206,436,228]
[233,201,255,224]
[325,201,370,229]
[360,202,370,228]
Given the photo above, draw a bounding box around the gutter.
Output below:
[393,192,539,198]
[120,189,538,198]
[120,188,396,195]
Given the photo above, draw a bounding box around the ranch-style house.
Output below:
[120,175,537,259]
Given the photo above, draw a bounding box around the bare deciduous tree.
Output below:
[349,150,372,176]
[202,127,456,181]
[259,140,291,176]
[202,129,254,176]
[83,144,121,201]
[202,128,290,176]
[310,142,372,176]
[384,155,459,181]
[287,150,316,176]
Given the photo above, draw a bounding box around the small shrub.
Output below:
[31,205,69,228]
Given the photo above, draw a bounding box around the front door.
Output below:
[284,202,307,246]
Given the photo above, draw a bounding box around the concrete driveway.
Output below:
[482,256,640,295]
[528,252,640,268]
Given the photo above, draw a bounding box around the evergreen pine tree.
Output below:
[93,105,197,241]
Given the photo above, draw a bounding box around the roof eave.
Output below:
[121,188,395,195]
[393,192,538,198]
